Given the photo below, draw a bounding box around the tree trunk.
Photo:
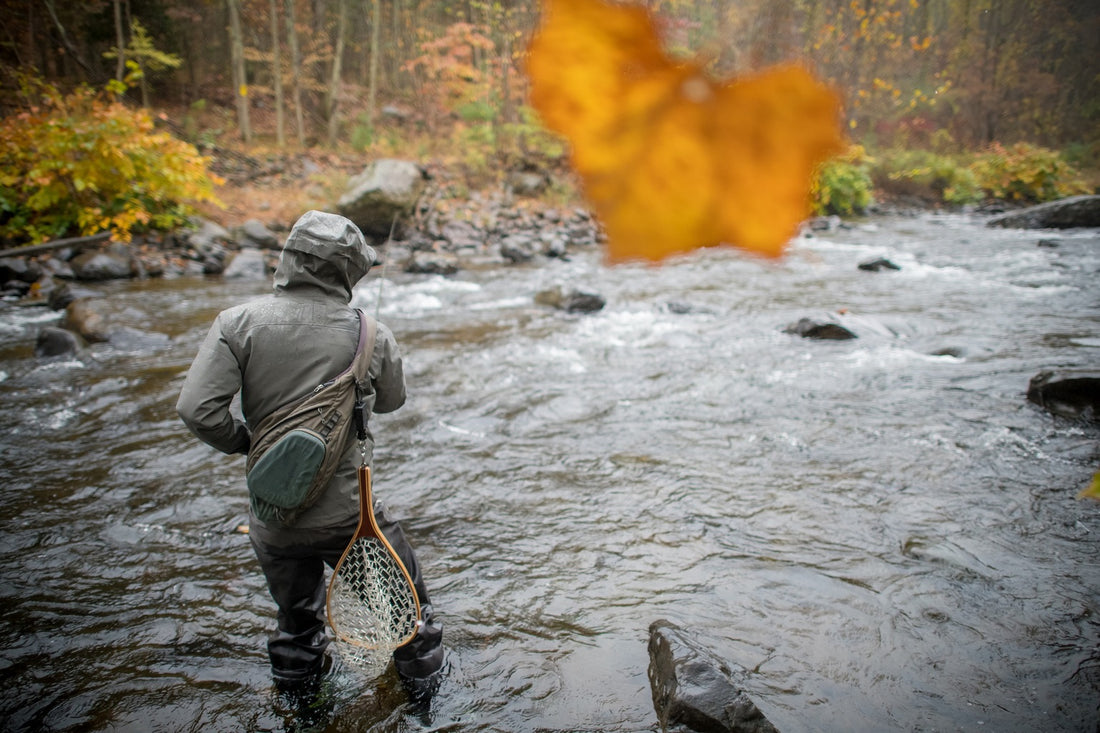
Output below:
[112,0,125,81]
[269,0,285,146]
[41,0,96,77]
[493,0,514,162]
[368,0,381,129]
[391,0,401,87]
[327,0,348,144]
[286,0,306,146]
[226,0,252,142]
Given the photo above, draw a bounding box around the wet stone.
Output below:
[648,620,779,733]
[783,318,857,340]
[1026,369,1100,421]
[35,326,85,357]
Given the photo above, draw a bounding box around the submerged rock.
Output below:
[783,318,857,340]
[648,620,779,733]
[858,257,901,272]
[535,285,605,313]
[35,326,86,357]
[1026,369,1100,421]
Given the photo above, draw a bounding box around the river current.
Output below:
[0,212,1097,732]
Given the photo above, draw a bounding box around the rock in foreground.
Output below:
[1026,370,1100,421]
[648,620,779,733]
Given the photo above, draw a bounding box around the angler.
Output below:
[176,210,444,701]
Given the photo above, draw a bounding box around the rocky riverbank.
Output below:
[4,158,1099,420]
[0,157,600,281]
[0,157,617,358]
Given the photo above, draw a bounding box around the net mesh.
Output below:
[328,536,419,677]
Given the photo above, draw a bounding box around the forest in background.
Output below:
[0,0,1098,244]
[4,0,1097,152]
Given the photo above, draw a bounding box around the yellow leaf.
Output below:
[1079,471,1100,502]
[526,0,845,263]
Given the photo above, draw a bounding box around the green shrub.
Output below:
[503,105,567,163]
[449,122,497,186]
[0,74,222,245]
[812,147,874,216]
[969,142,1089,203]
[350,113,374,151]
[457,100,494,123]
[1061,141,1099,172]
[873,149,982,206]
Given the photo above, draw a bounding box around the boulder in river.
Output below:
[535,285,606,314]
[238,218,280,249]
[1026,369,1100,421]
[62,298,110,343]
[35,326,86,357]
[986,194,1100,229]
[648,620,779,733]
[186,217,233,249]
[0,257,43,284]
[784,317,857,340]
[500,233,538,263]
[223,247,269,280]
[805,215,842,233]
[69,248,133,281]
[46,279,98,310]
[39,254,75,280]
[337,159,429,240]
[405,249,460,276]
[858,257,901,272]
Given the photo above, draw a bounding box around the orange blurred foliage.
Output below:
[526,0,845,263]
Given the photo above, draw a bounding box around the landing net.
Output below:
[328,536,419,677]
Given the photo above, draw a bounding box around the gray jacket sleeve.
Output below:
[371,321,406,415]
[176,314,251,455]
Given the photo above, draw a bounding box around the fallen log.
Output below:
[0,231,111,259]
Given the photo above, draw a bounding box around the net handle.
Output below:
[351,466,423,627]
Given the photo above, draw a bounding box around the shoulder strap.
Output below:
[352,309,377,380]
[352,309,378,444]
[248,310,378,456]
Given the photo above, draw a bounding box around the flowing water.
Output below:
[0,212,1098,732]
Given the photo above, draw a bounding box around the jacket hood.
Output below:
[273,210,377,300]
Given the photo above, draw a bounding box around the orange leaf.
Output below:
[526,0,845,263]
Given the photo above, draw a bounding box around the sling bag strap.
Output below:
[245,309,377,524]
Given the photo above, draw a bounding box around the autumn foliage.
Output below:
[526,0,845,263]
[0,76,222,246]
[968,142,1090,205]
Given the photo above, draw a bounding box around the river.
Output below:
[0,212,1097,732]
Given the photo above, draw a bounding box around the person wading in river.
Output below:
[176,210,443,699]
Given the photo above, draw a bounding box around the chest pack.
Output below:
[245,310,377,525]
